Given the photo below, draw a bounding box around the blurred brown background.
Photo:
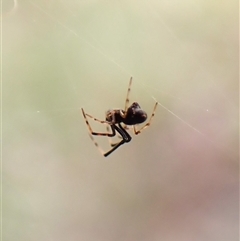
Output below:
[3,0,238,241]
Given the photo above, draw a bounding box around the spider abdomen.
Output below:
[123,110,147,125]
[123,102,148,125]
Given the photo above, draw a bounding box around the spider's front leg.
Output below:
[104,124,132,157]
[106,124,130,147]
[81,108,119,156]
[81,108,116,137]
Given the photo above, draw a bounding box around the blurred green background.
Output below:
[3,0,238,241]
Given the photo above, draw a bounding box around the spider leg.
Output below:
[85,113,108,124]
[106,125,119,147]
[104,124,132,157]
[82,108,119,156]
[82,108,131,157]
[124,77,133,112]
[87,126,117,156]
[81,108,115,136]
[106,124,129,147]
[87,133,106,156]
[133,101,158,135]
[104,139,126,157]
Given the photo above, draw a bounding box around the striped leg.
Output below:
[81,108,115,136]
[81,108,116,155]
[124,77,133,112]
[133,101,158,135]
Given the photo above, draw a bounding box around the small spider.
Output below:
[81,77,158,157]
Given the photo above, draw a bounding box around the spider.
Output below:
[81,77,158,157]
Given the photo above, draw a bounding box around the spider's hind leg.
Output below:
[133,101,158,135]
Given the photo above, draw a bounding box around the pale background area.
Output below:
[3,1,238,241]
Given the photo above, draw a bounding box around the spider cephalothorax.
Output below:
[81,77,158,157]
[105,102,147,126]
